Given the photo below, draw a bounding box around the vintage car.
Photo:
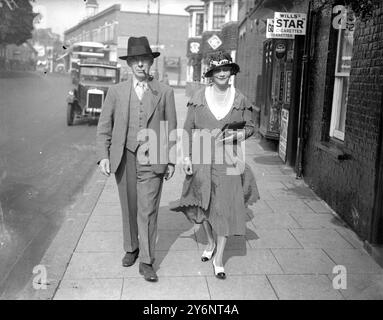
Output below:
[66,59,120,125]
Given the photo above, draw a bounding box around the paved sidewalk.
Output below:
[21,89,383,300]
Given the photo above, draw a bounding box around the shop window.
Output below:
[195,13,204,36]
[212,2,225,29]
[329,10,355,141]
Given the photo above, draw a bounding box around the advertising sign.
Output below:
[279,108,289,162]
[189,42,200,54]
[207,34,222,50]
[266,19,294,39]
[274,12,307,36]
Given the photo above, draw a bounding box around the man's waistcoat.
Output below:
[125,87,149,151]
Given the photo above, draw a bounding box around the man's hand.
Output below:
[99,158,111,177]
[182,157,193,176]
[164,164,175,180]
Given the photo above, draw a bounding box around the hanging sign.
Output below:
[207,34,222,50]
[189,42,200,54]
[274,12,307,36]
[266,19,294,39]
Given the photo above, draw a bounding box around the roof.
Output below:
[64,4,120,35]
[71,41,105,48]
[184,5,205,13]
[85,0,98,6]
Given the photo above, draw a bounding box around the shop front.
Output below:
[260,36,305,166]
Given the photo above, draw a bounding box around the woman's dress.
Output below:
[170,86,260,236]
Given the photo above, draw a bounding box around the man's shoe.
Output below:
[122,249,139,267]
[139,262,158,282]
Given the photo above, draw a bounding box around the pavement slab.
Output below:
[250,213,301,229]
[206,275,278,300]
[289,229,355,249]
[289,213,347,229]
[336,274,383,300]
[121,276,210,300]
[219,249,284,275]
[246,226,303,249]
[54,278,123,300]
[271,249,336,274]
[265,199,315,214]
[323,248,383,274]
[267,275,344,300]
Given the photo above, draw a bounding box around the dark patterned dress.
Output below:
[171,86,260,236]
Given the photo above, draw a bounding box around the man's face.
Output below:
[127,55,153,81]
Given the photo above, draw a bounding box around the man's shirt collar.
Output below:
[133,76,148,89]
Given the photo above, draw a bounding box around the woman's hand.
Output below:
[183,157,193,175]
[216,130,245,144]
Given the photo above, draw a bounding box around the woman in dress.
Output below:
[171,51,259,279]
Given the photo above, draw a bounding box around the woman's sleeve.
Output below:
[183,102,196,157]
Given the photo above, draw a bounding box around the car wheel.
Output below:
[67,103,75,126]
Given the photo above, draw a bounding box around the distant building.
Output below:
[1,41,37,71]
[64,4,188,86]
[185,4,204,84]
[32,28,64,73]
[185,0,239,95]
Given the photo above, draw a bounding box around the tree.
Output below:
[0,0,37,46]
[318,0,380,21]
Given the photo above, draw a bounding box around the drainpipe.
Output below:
[295,0,313,179]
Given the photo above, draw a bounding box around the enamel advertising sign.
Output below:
[273,12,307,36]
[266,19,294,39]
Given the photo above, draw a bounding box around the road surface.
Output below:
[0,71,98,298]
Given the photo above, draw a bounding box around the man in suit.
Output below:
[96,36,177,282]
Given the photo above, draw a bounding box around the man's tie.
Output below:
[136,82,147,100]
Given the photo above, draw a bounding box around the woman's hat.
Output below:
[119,36,160,60]
[204,51,240,78]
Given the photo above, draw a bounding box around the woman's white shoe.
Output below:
[212,258,226,280]
[201,243,216,262]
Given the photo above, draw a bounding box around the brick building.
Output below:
[185,0,240,95]
[64,3,188,85]
[300,0,383,256]
[235,0,383,260]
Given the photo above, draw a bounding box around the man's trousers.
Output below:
[115,148,164,265]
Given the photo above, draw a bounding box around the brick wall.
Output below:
[302,1,383,240]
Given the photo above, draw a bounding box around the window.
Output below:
[330,9,355,141]
[195,13,204,36]
[92,29,98,42]
[212,2,225,29]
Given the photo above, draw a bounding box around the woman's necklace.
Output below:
[212,85,230,106]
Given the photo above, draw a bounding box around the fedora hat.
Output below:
[119,36,160,60]
[204,51,240,78]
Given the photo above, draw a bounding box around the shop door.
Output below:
[260,39,295,163]
[260,40,280,140]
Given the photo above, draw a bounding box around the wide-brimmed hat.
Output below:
[119,36,160,60]
[204,51,240,78]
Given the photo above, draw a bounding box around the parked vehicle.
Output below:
[66,59,120,125]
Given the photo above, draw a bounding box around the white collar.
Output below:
[205,85,235,120]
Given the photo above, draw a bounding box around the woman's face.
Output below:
[211,66,231,86]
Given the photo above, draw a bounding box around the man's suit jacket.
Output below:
[96,75,177,174]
